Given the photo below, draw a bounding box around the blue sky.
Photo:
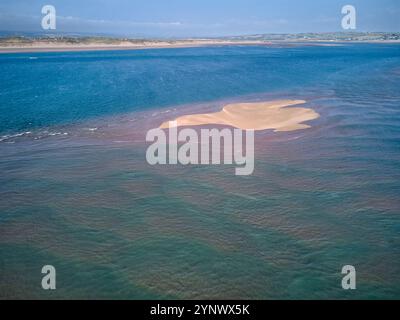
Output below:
[0,0,399,37]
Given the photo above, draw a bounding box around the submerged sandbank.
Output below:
[160,100,319,132]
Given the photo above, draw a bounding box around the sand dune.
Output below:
[160,100,319,132]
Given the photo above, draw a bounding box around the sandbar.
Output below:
[160,100,319,132]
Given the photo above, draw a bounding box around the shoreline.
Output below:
[1,39,399,54]
[0,40,270,54]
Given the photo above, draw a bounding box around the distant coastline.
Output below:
[1,32,399,53]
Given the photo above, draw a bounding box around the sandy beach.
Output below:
[1,39,378,54]
[1,38,397,54]
[160,99,320,132]
[0,39,270,53]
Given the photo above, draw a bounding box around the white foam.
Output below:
[0,131,32,142]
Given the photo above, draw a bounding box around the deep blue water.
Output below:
[0,44,400,299]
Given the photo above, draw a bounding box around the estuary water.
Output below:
[0,43,399,299]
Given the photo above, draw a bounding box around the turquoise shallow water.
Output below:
[0,44,400,299]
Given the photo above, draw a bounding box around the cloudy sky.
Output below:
[0,0,399,37]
